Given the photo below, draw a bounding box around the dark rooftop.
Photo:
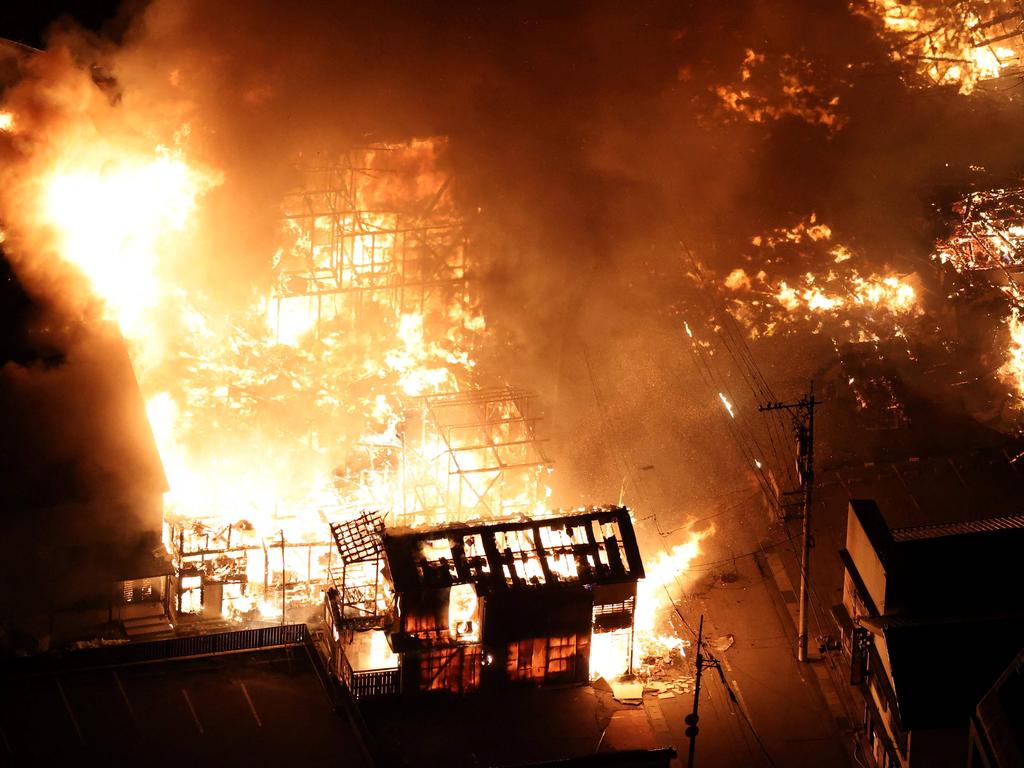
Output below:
[883,616,1024,730]
[0,640,369,766]
[849,498,1024,615]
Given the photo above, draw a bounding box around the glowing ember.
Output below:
[719,392,736,418]
[715,50,846,130]
[750,214,832,248]
[718,216,920,341]
[774,273,917,315]
[0,111,14,132]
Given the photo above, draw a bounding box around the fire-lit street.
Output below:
[3,2,1024,768]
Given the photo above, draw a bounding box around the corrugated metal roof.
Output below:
[891,513,1024,541]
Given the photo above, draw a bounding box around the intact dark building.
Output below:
[970,646,1024,768]
[0,322,172,649]
[838,499,1024,768]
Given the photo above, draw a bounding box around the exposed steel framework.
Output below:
[169,518,332,621]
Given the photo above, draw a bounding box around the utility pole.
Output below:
[688,618,704,768]
[759,384,819,663]
[686,614,725,767]
[685,615,704,768]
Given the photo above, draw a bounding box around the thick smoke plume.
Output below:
[4,0,1024,557]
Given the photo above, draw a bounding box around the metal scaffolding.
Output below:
[328,511,391,630]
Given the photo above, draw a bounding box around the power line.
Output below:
[579,318,779,766]
[676,242,799,498]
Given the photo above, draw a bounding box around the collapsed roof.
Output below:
[382,506,645,595]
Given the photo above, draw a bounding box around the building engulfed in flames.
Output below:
[933,185,1024,399]
[0,38,705,687]
[163,145,555,626]
[865,0,1024,94]
[322,506,644,697]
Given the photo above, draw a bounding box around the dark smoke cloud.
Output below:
[9,0,1024,555]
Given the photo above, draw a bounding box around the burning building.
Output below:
[321,506,645,698]
[864,0,1024,95]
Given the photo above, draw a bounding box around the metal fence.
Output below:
[7,624,309,677]
[350,668,401,699]
[335,640,400,700]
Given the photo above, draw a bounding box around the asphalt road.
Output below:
[544,290,856,768]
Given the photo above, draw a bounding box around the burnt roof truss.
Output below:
[384,506,645,595]
[331,511,385,564]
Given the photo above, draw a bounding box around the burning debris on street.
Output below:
[3,2,1024,767]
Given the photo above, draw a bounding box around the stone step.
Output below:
[123,615,174,637]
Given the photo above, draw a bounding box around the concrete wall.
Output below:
[845,502,889,615]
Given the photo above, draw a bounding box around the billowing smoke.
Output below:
[3,0,1023,566]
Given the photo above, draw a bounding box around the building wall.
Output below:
[388,584,601,693]
[908,726,969,768]
[845,503,889,615]
[0,327,168,648]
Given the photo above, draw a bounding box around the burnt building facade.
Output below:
[321,506,645,697]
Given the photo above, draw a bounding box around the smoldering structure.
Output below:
[322,506,644,697]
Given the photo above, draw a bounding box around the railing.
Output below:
[334,641,400,700]
[350,668,401,699]
[7,624,309,676]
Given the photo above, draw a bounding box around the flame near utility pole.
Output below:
[759,384,819,663]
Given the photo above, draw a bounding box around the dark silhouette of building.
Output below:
[970,646,1024,768]
[838,499,1024,768]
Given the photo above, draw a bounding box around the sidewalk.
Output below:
[758,540,862,762]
